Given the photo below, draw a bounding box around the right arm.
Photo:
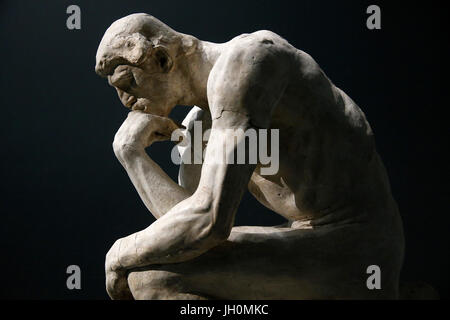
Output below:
[113,111,191,219]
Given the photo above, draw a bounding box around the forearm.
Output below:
[115,145,191,219]
[107,112,257,272]
[112,159,255,271]
[112,199,223,270]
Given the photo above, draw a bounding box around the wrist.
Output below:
[117,234,140,270]
[113,140,145,161]
[106,239,124,272]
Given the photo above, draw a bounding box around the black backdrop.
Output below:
[0,0,448,299]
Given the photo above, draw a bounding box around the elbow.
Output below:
[203,212,232,246]
[208,224,231,244]
[191,208,231,247]
[186,193,232,247]
[196,226,229,251]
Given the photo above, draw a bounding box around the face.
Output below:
[105,45,179,117]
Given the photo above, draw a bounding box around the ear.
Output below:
[180,35,198,56]
[153,46,173,73]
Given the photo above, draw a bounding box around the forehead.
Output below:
[96,33,151,77]
[95,17,153,77]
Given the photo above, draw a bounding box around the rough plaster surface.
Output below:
[95,13,404,299]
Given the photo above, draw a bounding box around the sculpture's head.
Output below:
[95,13,198,116]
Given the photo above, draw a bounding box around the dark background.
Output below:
[0,0,448,299]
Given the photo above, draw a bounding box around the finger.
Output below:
[106,271,134,300]
[153,115,184,136]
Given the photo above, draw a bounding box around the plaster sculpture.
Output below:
[95,13,404,299]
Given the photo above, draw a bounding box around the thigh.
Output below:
[127,223,401,299]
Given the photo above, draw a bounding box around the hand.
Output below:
[105,239,134,300]
[105,269,134,300]
[113,110,181,155]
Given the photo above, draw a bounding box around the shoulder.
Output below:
[215,30,293,70]
[207,31,294,126]
[230,30,291,49]
[229,32,325,81]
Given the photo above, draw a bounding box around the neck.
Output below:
[183,40,224,109]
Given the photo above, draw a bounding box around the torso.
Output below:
[183,30,398,226]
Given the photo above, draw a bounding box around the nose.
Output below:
[107,75,114,86]
[95,59,106,77]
